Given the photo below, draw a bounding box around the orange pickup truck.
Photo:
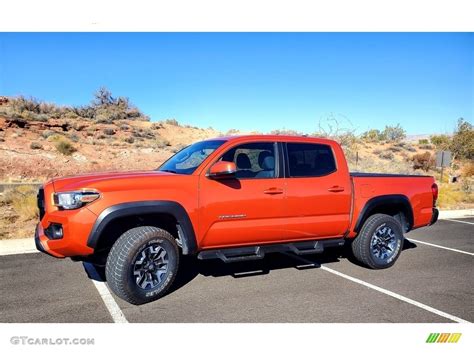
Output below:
[35,135,439,304]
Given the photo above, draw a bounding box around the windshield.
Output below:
[158,140,226,175]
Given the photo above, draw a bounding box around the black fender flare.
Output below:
[354,194,414,233]
[87,201,197,255]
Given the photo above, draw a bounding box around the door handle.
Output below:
[328,186,345,192]
[263,188,284,195]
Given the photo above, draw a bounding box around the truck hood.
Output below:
[51,170,175,192]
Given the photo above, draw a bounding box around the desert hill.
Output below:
[0,90,472,240]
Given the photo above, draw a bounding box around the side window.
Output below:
[220,142,277,179]
[287,143,336,177]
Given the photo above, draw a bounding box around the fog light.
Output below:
[45,223,63,240]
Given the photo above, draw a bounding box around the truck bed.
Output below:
[350,172,430,178]
[348,172,436,236]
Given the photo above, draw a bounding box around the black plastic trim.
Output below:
[44,223,63,240]
[34,224,62,258]
[87,201,198,255]
[37,187,45,220]
[354,194,414,233]
[430,208,439,226]
[274,142,284,178]
[198,238,345,263]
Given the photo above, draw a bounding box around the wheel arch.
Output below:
[354,194,414,234]
[87,201,197,255]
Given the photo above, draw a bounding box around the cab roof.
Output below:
[204,134,338,145]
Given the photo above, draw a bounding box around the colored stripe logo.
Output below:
[426,333,462,343]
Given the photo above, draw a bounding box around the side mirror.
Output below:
[208,161,237,179]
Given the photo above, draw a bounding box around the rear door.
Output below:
[198,141,287,248]
[284,142,352,239]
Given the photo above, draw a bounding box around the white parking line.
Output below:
[83,263,128,323]
[285,253,470,324]
[444,219,474,225]
[408,238,474,256]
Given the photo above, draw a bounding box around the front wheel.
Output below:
[351,214,404,269]
[106,226,180,305]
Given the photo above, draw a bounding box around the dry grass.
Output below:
[437,183,474,209]
[0,185,38,239]
[1,185,38,220]
[462,162,474,178]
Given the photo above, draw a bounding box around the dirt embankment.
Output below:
[0,96,472,239]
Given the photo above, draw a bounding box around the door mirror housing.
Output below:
[208,161,237,179]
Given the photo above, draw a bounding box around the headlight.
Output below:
[53,190,100,210]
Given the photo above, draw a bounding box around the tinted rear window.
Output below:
[287,143,336,177]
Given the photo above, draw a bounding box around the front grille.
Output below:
[37,187,45,220]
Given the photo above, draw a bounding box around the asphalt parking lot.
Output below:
[1,218,472,323]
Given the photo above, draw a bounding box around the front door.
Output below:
[198,142,287,249]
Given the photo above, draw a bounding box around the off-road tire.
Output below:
[106,226,179,305]
[351,213,404,269]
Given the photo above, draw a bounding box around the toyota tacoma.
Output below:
[35,135,439,304]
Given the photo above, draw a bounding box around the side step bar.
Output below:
[197,238,345,263]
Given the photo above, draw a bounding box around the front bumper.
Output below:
[34,224,63,258]
[429,208,439,226]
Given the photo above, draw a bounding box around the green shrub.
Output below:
[132,128,155,139]
[55,139,76,155]
[164,118,179,126]
[379,150,394,160]
[361,129,385,142]
[418,139,429,144]
[270,129,302,136]
[103,128,116,136]
[388,145,402,152]
[430,134,451,150]
[382,124,406,142]
[411,152,434,171]
[451,118,473,160]
[30,142,43,150]
[2,88,149,123]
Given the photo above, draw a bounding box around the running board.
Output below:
[197,238,345,263]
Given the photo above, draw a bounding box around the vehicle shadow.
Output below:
[83,238,418,299]
[170,238,418,295]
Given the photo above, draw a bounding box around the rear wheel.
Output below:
[351,213,404,269]
[106,226,179,305]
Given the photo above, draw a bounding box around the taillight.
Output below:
[431,183,438,206]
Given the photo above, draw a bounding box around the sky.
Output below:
[0,32,472,135]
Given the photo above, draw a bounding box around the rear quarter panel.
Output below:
[349,175,435,237]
